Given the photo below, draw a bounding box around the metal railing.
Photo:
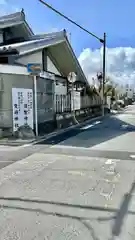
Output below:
[55,94,102,113]
[55,94,71,113]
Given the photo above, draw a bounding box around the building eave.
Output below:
[0,30,88,85]
[0,11,34,37]
[0,31,65,53]
[63,31,89,85]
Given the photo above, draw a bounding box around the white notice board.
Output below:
[12,88,33,132]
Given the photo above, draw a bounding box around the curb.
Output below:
[32,115,103,145]
[29,109,128,146]
[0,115,104,149]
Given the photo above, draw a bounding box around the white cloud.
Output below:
[78,47,135,86]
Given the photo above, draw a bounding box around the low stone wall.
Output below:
[56,113,74,129]
[0,105,102,139]
[36,119,57,136]
[56,105,102,130]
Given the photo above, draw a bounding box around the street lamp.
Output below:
[39,0,106,116]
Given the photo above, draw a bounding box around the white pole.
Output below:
[34,75,38,136]
[72,78,75,114]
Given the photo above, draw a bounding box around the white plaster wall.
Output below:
[47,56,61,76]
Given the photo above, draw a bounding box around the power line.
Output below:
[39,0,106,117]
[39,0,104,43]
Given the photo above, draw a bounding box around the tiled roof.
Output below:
[0,12,88,85]
[0,31,65,55]
[0,12,24,28]
[0,12,23,21]
[0,11,34,35]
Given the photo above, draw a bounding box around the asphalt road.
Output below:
[0,105,135,239]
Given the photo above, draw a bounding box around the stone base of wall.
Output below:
[0,127,13,138]
[0,105,103,139]
[36,120,57,136]
[56,113,74,129]
[56,105,102,130]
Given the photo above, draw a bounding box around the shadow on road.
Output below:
[36,115,135,148]
[111,180,135,238]
[0,197,105,240]
[0,186,135,239]
[98,180,135,239]
[0,203,100,240]
[0,196,135,215]
[81,220,100,240]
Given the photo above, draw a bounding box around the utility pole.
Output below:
[101,32,106,116]
[39,0,106,116]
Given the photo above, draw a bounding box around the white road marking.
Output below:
[81,124,94,130]
[81,120,101,130]
[95,121,101,125]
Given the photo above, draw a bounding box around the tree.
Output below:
[81,73,116,100]
[96,73,116,99]
[81,85,99,97]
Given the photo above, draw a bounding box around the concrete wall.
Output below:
[0,72,33,128]
[0,63,102,136]
[0,75,57,130]
[0,64,57,131]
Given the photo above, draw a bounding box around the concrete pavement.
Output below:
[0,152,135,239]
[41,104,135,154]
[0,116,103,170]
[0,105,135,239]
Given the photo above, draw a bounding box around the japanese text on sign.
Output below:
[12,88,33,132]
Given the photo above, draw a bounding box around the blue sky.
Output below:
[2,0,135,56]
[1,0,135,85]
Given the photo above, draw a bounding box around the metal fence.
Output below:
[55,94,71,113]
[55,93,102,113]
[36,76,54,123]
